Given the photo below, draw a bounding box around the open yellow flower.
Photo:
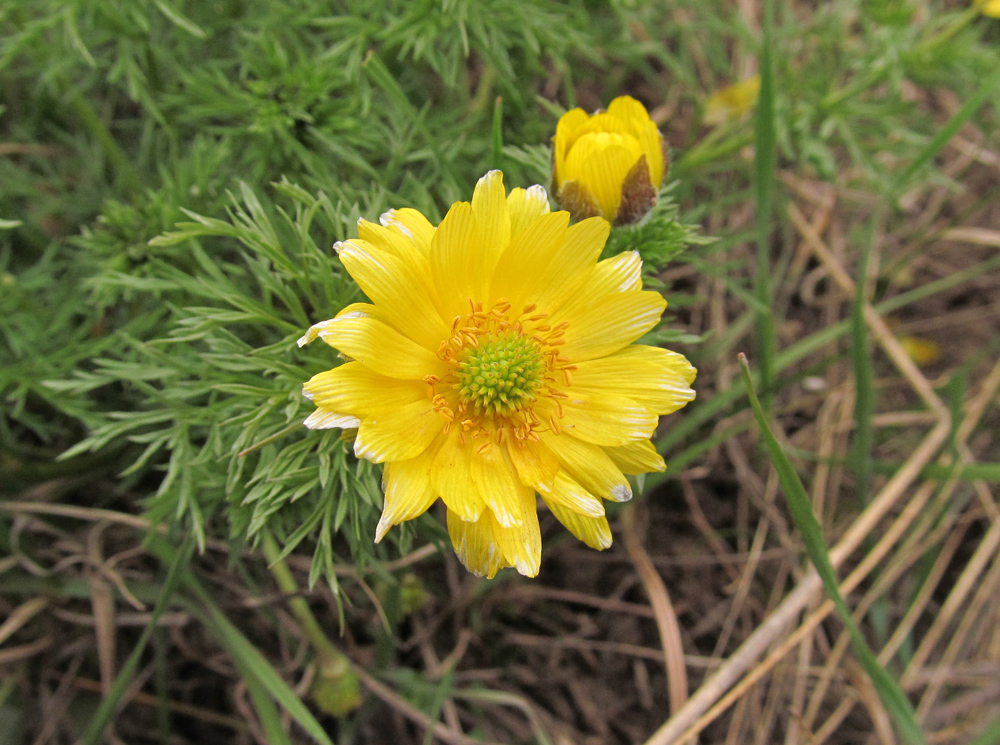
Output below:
[299,171,695,578]
[552,95,666,226]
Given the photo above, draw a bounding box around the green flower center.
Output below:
[455,330,545,417]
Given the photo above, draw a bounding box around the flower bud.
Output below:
[552,95,666,226]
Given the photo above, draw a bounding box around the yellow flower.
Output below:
[900,336,941,366]
[552,96,666,226]
[982,0,1000,16]
[703,75,761,126]
[299,171,696,578]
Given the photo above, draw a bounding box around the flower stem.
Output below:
[260,532,361,716]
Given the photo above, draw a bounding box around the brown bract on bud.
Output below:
[552,95,667,226]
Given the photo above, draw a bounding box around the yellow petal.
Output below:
[428,201,484,318]
[303,408,361,430]
[303,362,425,416]
[336,240,449,350]
[604,439,666,475]
[353,224,440,308]
[559,290,667,363]
[354,222,427,271]
[571,111,633,143]
[543,498,612,550]
[470,442,522,528]
[377,449,439,542]
[985,0,1000,16]
[620,345,697,384]
[491,480,541,577]
[572,345,697,415]
[549,250,643,325]
[431,432,486,522]
[472,169,511,268]
[900,336,941,366]
[298,303,389,347]
[490,210,570,310]
[553,107,590,186]
[311,315,446,380]
[507,185,550,239]
[378,207,436,252]
[566,134,642,220]
[447,509,510,579]
[703,76,761,126]
[354,399,442,463]
[506,439,560,490]
[607,96,665,186]
[535,470,605,517]
[539,431,632,502]
[547,393,658,447]
[529,216,610,312]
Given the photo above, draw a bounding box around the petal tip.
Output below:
[611,483,633,502]
[304,409,361,430]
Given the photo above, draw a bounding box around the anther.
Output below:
[476,442,491,455]
[549,417,562,435]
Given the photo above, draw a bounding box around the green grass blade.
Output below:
[738,353,926,745]
[185,581,338,745]
[239,659,294,745]
[143,537,338,745]
[80,533,196,745]
[491,95,504,171]
[851,208,892,644]
[893,59,1000,195]
[753,0,778,411]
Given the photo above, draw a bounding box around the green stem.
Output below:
[260,533,360,716]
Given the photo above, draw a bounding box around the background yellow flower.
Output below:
[703,75,762,126]
[981,0,1000,17]
[552,96,666,226]
[300,171,695,578]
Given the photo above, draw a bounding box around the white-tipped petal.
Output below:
[304,409,361,430]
